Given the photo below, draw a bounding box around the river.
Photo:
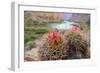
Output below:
[49,21,77,30]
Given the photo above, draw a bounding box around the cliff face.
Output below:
[24,11,64,24]
[71,13,90,23]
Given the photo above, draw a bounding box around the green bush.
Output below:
[32,20,39,25]
[34,29,48,34]
[79,22,90,32]
[24,35,37,43]
[26,41,36,48]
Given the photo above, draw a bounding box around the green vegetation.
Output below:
[24,26,49,45]
[79,22,90,32]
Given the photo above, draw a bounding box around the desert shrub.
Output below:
[34,29,48,34]
[39,20,48,25]
[32,20,40,25]
[79,22,90,32]
[24,35,37,43]
[26,41,36,48]
[24,41,36,52]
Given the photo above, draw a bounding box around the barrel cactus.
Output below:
[66,31,90,59]
[45,31,68,60]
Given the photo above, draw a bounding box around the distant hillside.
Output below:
[71,13,90,23]
[24,11,64,25]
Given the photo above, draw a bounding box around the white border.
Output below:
[11,2,97,71]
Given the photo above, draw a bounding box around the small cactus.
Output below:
[66,31,90,59]
[45,30,68,60]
